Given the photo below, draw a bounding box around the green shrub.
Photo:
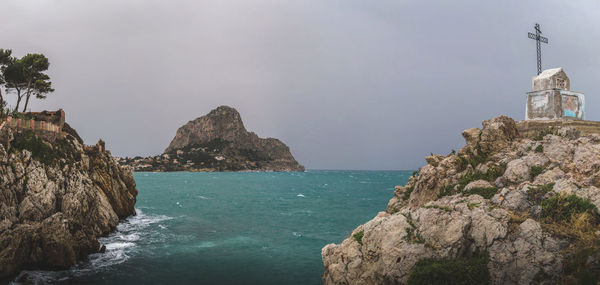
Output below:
[438,163,506,199]
[464,187,498,199]
[10,130,78,166]
[457,171,488,190]
[11,131,55,165]
[438,184,458,198]
[530,165,544,179]
[353,230,364,245]
[402,213,424,243]
[486,163,507,181]
[457,147,489,170]
[533,128,556,141]
[540,194,599,224]
[407,254,491,285]
[467,202,480,210]
[423,204,453,212]
[403,227,425,244]
[534,145,544,153]
[526,183,554,204]
[457,163,507,191]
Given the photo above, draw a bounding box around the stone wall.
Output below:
[0,110,65,140]
[516,119,600,138]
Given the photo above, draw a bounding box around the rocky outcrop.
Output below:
[0,127,137,278]
[123,105,304,172]
[323,116,600,284]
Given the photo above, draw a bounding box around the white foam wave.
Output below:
[105,242,136,250]
[11,209,172,284]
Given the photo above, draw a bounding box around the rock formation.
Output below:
[322,116,600,284]
[0,126,137,278]
[122,105,304,172]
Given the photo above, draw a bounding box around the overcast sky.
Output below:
[1,1,599,170]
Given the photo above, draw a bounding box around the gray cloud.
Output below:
[1,0,599,170]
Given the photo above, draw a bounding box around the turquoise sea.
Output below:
[13,170,411,284]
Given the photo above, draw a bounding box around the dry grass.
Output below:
[508,211,530,234]
[541,212,598,249]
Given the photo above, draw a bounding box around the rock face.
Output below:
[0,127,137,278]
[322,116,600,284]
[127,105,303,172]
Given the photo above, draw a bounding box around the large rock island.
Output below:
[0,111,137,279]
[322,116,600,284]
[120,106,304,172]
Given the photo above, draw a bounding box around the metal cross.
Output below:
[528,23,548,75]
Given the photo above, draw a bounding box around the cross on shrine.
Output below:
[528,23,548,75]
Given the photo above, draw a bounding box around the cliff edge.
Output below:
[322,116,600,284]
[0,124,137,278]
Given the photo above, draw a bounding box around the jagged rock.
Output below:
[503,158,531,185]
[478,116,520,154]
[464,180,493,191]
[491,187,529,212]
[533,167,565,185]
[424,154,444,167]
[126,105,304,172]
[488,219,563,284]
[461,128,481,155]
[386,186,408,214]
[0,127,137,278]
[323,115,600,284]
[573,139,600,176]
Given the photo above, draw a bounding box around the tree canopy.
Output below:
[0,50,54,114]
[0,49,13,114]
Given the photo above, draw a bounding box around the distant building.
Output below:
[526,68,585,120]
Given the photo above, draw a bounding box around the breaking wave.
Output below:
[10,209,171,284]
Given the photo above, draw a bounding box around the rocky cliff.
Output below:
[123,105,304,172]
[322,116,600,284]
[0,126,137,278]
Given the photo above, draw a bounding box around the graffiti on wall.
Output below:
[562,95,579,117]
[530,92,549,111]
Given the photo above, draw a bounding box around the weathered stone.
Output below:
[532,67,570,92]
[461,128,481,155]
[386,186,408,214]
[573,141,600,175]
[479,116,519,154]
[488,219,563,284]
[491,187,530,212]
[0,126,137,278]
[464,180,493,191]
[503,159,531,185]
[425,154,444,167]
[322,115,600,284]
[533,167,564,185]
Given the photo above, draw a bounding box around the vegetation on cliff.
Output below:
[322,116,600,284]
[0,125,137,278]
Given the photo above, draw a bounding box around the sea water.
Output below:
[12,170,411,285]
